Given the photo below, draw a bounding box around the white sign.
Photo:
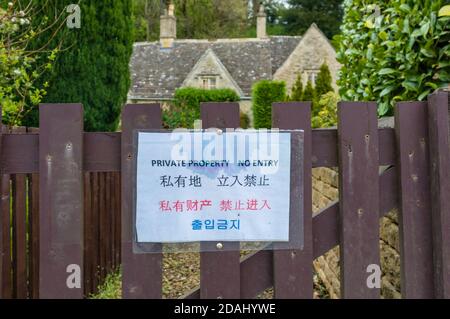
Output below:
[135,131,292,243]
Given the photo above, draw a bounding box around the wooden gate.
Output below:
[0,90,449,299]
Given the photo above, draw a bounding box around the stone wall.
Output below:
[273,24,341,93]
[312,167,401,299]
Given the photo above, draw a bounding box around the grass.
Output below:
[90,255,331,299]
[89,269,122,299]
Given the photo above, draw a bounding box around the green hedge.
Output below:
[163,87,240,129]
[252,80,286,129]
[337,1,450,116]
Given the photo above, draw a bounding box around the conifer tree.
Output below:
[302,80,315,103]
[289,73,304,101]
[315,63,334,97]
[26,0,134,131]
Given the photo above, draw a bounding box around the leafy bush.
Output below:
[0,2,59,125]
[163,87,240,129]
[252,80,286,129]
[337,0,450,116]
[312,92,340,128]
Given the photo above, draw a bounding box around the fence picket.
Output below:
[427,91,450,298]
[1,175,12,299]
[39,104,84,299]
[12,174,27,299]
[395,101,434,298]
[121,104,163,299]
[29,173,39,299]
[99,172,106,282]
[337,102,380,299]
[200,102,241,299]
[272,102,313,299]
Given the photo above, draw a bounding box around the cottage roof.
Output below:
[129,36,302,100]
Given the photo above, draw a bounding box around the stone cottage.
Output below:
[128,4,340,121]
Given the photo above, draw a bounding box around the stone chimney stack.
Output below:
[160,3,176,48]
[257,4,267,39]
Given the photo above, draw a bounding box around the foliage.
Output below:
[289,73,304,101]
[30,0,134,131]
[281,0,344,39]
[133,0,248,41]
[252,80,286,129]
[0,1,61,126]
[240,111,250,129]
[337,0,450,116]
[315,63,334,97]
[163,87,240,129]
[90,269,121,299]
[302,80,316,104]
[133,0,346,40]
[312,92,339,128]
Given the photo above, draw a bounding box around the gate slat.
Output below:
[1,174,12,299]
[427,92,450,298]
[99,172,106,282]
[272,102,313,299]
[395,101,434,298]
[29,173,39,299]
[337,102,380,299]
[12,174,27,299]
[122,104,163,299]
[114,172,121,267]
[39,103,84,299]
[105,172,112,274]
[84,172,93,296]
[91,172,100,293]
[199,102,241,299]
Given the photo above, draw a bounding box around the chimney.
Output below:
[257,4,267,39]
[160,3,176,48]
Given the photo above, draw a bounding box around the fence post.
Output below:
[427,91,450,299]
[200,102,241,299]
[272,102,313,299]
[39,104,84,299]
[395,101,434,298]
[121,104,163,299]
[337,102,380,299]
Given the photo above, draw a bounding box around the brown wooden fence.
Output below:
[0,90,450,299]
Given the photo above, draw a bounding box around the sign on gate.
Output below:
[132,129,304,251]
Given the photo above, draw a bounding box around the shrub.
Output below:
[315,63,334,97]
[289,73,304,101]
[337,0,450,116]
[163,87,240,129]
[312,92,340,128]
[29,0,134,131]
[240,111,250,129]
[302,80,316,102]
[252,80,286,129]
[0,2,60,126]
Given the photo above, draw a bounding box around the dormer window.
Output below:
[201,76,217,90]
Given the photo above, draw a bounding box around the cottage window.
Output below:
[201,76,217,90]
[304,70,319,85]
